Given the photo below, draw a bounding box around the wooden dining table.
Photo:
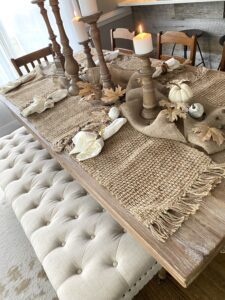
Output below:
[1,64,225,289]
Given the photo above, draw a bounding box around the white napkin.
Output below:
[0,72,37,94]
[152,58,181,79]
[95,50,120,66]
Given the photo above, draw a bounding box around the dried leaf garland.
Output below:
[101,85,126,104]
[192,123,225,146]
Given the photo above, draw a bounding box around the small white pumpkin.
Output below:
[168,81,193,104]
[188,103,204,119]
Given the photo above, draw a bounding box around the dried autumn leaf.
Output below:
[193,124,225,145]
[176,102,189,112]
[163,107,187,122]
[101,85,126,104]
[77,81,94,97]
[159,99,175,109]
[85,93,96,101]
[211,128,225,145]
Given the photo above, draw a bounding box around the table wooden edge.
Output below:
[1,94,225,288]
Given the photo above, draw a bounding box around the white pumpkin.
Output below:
[168,81,193,104]
[188,103,204,119]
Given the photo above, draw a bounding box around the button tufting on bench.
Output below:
[0,127,161,300]
[76,269,82,275]
[113,261,118,268]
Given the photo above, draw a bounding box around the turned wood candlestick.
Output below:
[80,12,114,89]
[137,52,160,120]
[49,0,79,95]
[32,0,65,72]
[79,39,96,68]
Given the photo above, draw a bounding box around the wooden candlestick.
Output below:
[31,0,65,72]
[137,52,160,120]
[80,12,114,89]
[79,40,96,68]
[49,0,79,95]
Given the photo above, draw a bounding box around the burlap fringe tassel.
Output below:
[149,163,225,242]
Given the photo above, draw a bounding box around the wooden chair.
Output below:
[110,28,135,55]
[218,43,225,71]
[157,31,197,66]
[11,44,54,76]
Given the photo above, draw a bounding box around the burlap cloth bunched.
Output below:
[5,56,225,242]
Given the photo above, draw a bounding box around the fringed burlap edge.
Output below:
[148,162,225,242]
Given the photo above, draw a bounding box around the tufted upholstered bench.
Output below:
[0,127,161,300]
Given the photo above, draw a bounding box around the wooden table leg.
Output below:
[158,268,167,281]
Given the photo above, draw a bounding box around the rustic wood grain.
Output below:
[135,253,225,300]
[110,28,135,54]
[1,95,225,288]
[11,45,54,76]
[157,31,197,65]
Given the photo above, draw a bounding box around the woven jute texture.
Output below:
[7,77,58,110]
[29,95,109,152]
[5,57,225,241]
[7,77,109,152]
[78,123,225,242]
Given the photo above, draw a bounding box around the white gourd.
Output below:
[168,82,193,104]
[188,103,204,119]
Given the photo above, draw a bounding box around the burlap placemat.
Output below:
[7,77,58,110]
[7,77,110,152]
[5,56,225,242]
[75,123,225,242]
[29,96,109,152]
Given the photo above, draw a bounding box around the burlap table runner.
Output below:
[7,77,110,152]
[4,56,225,242]
[76,123,225,242]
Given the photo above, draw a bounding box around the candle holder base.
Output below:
[136,52,159,121]
[141,106,160,121]
[68,77,79,96]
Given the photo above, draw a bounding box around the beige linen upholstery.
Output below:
[0,127,161,300]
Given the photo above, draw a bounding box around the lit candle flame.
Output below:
[139,24,143,34]
[74,15,81,21]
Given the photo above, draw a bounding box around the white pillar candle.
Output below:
[133,25,153,55]
[78,0,98,17]
[72,17,89,43]
[71,0,82,17]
